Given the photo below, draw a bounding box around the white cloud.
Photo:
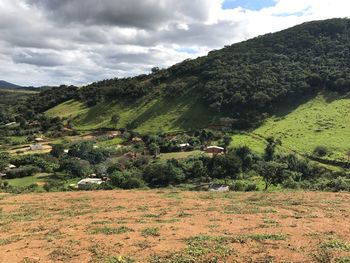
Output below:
[0,0,349,86]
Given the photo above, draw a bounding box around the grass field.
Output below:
[46,94,219,133]
[5,173,49,187]
[0,190,349,262]
[234,92,350,161]
[159,150,203,160]
[45,100,88,119]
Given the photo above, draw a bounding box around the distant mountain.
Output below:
[0,80,24,90]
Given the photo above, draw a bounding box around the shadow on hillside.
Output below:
[272,91,318,118]
[322,90,350,103]
[128,93,216,132]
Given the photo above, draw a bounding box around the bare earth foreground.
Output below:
[0,191,349,263]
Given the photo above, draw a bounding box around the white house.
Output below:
[7,164,16,169]
[77,178,103,189]
[30,144,43,151]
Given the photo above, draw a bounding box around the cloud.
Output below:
[0,0,349,86]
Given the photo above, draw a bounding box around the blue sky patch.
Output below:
[222,0,276,11]
[176,47,197,54]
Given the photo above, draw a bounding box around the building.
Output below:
[35,138,44,143]
[30,144,43,151]
[77,178,104,189]
[205,146,224,155]
[7,164,16,170]
[208,184,230,192]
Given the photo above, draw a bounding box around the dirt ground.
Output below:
[0,190,349,263]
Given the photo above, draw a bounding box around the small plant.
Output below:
[321,239,350,252]
[90,226,134,235]
[141,227,160,237]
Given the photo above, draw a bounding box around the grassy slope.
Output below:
[45,99,88,119]
[46,95,219,133]
[234,92,350,161]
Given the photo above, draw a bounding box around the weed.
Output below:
[90,226,134,235]
[141,227,160,237]
[321,239,350,251]
[0,235,22,246]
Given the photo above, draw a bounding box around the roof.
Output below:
[8,164,16,169]
[207,146,224,150]
[78,178,103,185]
[35,138,44,141]
[179,143,190,147]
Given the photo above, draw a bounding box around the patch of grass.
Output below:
[45,99,88,119]
[243,233,288,241]
[233,92,350,161]
[105,256,134,263]
[49,246,78,261]
[0,235,22,246]
[336,257,350,263]
[321,239,350,251]
[150,235,235,262]
[141,227,160,237]
[90,226,134,235]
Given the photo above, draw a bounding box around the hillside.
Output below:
[33,18,350,160]
[233,91,350,162]
[0,80,23,89]
[42,18,350,130]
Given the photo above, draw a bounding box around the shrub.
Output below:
[313,146,329,157]
[5,165,40,179]
[143,160,185,187]
[110,169,145,189]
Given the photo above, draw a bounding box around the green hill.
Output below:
[37,18,350,161]
[234,91,350,161]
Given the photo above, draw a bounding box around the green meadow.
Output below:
[234,92,350,161]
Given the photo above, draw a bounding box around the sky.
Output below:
[0,0,349,86]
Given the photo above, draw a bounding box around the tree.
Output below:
[0,152,10,172]
[222,135,232,153]
[254,161,288,190]
[111,113,120,125]
[264,137,281,161]
[151,67,160,74]
[148,143,160,157]
[51,144,65,158]
[143,160,185,187]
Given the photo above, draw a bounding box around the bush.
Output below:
[5,165,40,179]
[143,160,185,187]
[230,180,258,191]
[110,169,145,189]
[43,180,66,192]
[313,146,329,157]
[281,177,300,189]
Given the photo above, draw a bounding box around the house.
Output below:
[77,178,104,189]
[30,144,43,151]
[179,143,190,148]
[205,146,224,155]
[132,137,143,143]
[124,152,137,160]
[0,173,6,179]
[5,122,16,126]
[208,184,230,192]
[63,149,69,154]
[7,164,16,170]
[108,131,120,138]
[35,138,44,143]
